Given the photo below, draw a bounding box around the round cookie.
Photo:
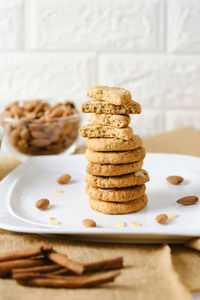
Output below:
[89,194,148,215]
[85,184,146,202]
[86,169,150,189]
[86,135,142,152]
[86,160,143,176]
[85,147,146,165]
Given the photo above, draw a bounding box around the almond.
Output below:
[82,219,96,228]
[31,130,47,139]
[35,198,50,210]
[155,214,168,224]
[30,138,50,147]
[49,107,64,118]
[176,196,198,206]
[166,176,184,185]
[57,174,71,184]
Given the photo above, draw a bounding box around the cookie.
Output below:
[86,135,142,152]
[89,113,130,128]
[82,100,141,115]
[85,184,146,202]
[86,169,149,188]
[80,124,133,140]
[89,194,148,215]
[87,86,131,105]
[86,161,143,176]
[85,147,146,165]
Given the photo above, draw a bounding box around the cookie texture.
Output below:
[82,100,141,115]
[87,86,131,105]
[85,147,146,165]
[89,194,148,215]
[89,113,131,128]
[86,161,143,176]
[80,124,133,140]
[86,169,149,188]
[86,135,142,152]
[85,184,146,202]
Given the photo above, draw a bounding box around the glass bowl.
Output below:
[1,99,80,156]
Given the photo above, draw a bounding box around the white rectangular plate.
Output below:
[0,153,199,243]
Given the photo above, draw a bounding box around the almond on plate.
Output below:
[57,174,71,184]
[166,176,184,185]
[176,196,198,206]
[35,198,50,210]
[82,219,96,228]
[155,214,168,224]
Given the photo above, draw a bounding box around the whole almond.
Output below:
[35,198,50,210]
[20,128,29,140]
[30,138,50,147]
[50,107,64,118]
[31,130,47,139]
[10,129,20,146]
[82,218,96,228]
[155,214,168,224]
[177,196,198,206]
[17,139,28,149]
[167,176,184,185]
[57,174,71,184]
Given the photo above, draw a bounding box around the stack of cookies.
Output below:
[80,86,149,215]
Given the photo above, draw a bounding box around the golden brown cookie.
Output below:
[86,135,142,152]
[86,169,149,188]
[86,161,143,176]
[89,113,130,128]
[82,100,141,115]
[89,194,148,215]
[80,124,133,140]
[85,184,146,202]
[85,147,146,165]
[87,86,132,105]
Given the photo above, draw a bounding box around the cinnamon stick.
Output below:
[47,251,84,275]
[84,256,123,272]
[17,270,120,288]
[48,268,69,276]
[13,271,50,280]
[48,256,123,275]
[0,243,52,263]
[0,259,48,277]
[12,264,60,274]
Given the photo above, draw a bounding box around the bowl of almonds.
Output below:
[1,99,80,156]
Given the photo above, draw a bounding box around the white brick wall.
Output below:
[0,53,96,105]
[0,0,200,138]
[0,0,23,49]
[27,0,164,52]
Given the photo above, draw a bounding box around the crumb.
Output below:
[53,189,64,194]
[48,217,60,225]
[168,213,179,220]
[116,221,126,228]
[130,221,142,227]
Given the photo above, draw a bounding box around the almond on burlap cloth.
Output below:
[0,128,200,300]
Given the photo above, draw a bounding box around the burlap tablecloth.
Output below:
[0,127,199,300]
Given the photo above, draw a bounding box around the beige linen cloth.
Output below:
[0,127,199,300]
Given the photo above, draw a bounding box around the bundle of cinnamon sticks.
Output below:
[0,243,123,288]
